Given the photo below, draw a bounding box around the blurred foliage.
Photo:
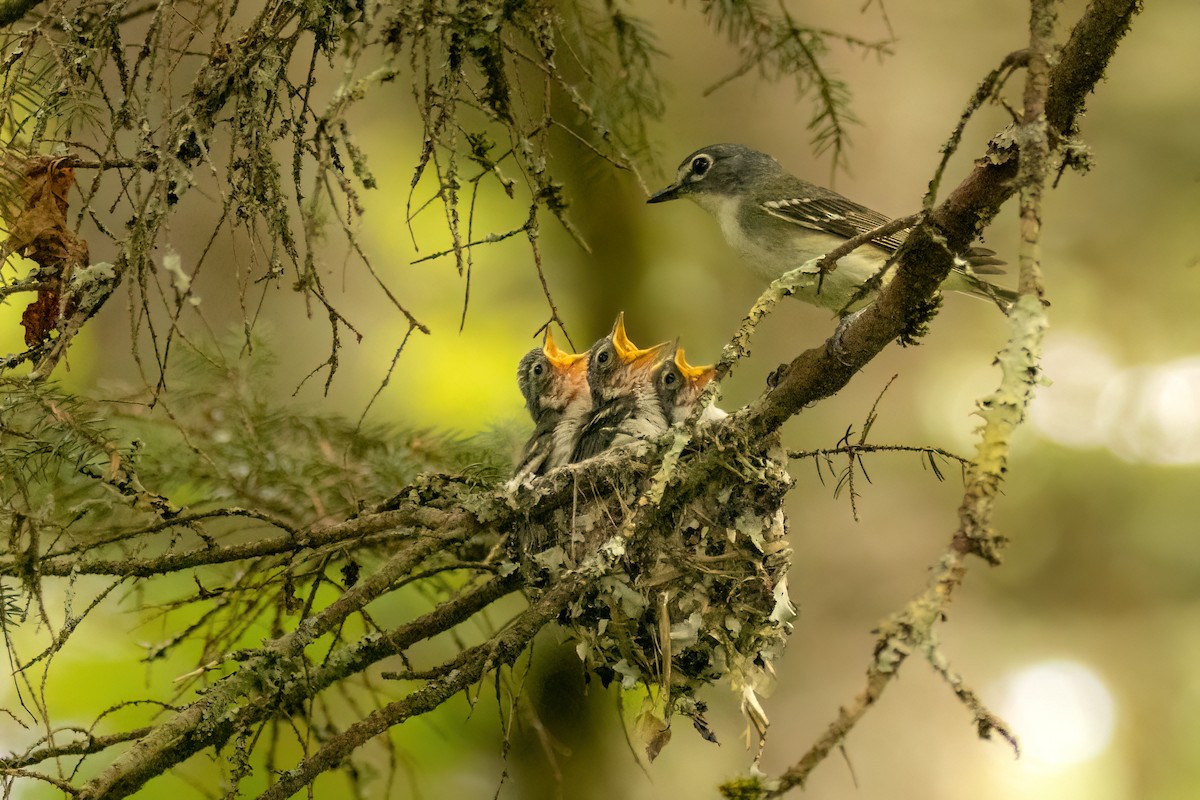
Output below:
[0,329,512,679]
[124,333,512,516]
[1,332,509,550]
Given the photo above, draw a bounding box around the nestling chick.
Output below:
[511,329,590,483]
[655,347,726,426]
[573,313,670,462]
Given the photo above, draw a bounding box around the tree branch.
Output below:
[73,523,476,799]
[1,726,156,770]
[2,2,1145,797]
[0,507,465,578]
[257,573,585,800]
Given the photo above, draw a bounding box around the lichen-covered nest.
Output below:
[513,438,795,758]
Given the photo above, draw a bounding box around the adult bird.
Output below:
[655,347,726,426]
[648,143,1014,314]
[511,328,591,484]
[573,313,671,462]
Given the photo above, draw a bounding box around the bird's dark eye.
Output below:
[597,350,610,365]
[533,363,544,376]
[664,372,676,385]
[691,155,711,176]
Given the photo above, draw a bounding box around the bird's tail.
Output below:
[965,245,1006,273]
[948,268,1019,312]
[946,246,1017,311]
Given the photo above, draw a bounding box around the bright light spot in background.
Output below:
[1098,360,1200,465]
[1031,334,1200,464]
[1028,334,1118,449]
[996,660,1116,771]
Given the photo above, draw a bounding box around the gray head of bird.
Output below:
[586,312,670,403]
[647,143,783,206]
[516,328,589,418]
[656,347,717,419]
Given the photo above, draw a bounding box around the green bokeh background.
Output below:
[2,0,1198,797]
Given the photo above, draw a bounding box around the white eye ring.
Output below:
[690,155,712,177]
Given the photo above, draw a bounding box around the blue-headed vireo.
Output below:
[648,143,1014,313]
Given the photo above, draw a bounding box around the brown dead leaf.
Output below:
[635,708,672,762]
[20,284,61,346]
[3,156,74,253]
[2,155,90,347]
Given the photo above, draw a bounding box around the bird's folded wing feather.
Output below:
[763,195,1007,274]
[514,417,557,479]
[761,195,907,253]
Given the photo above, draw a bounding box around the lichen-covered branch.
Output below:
[255,573,586,800]
[0,0,895,385]
[2,724,157,771]
[753,547,1008,799]
[0,507,456,578]
[72,570,526,799]
[2,401,789,798]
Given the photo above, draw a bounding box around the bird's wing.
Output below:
[760,195,907,254]
[572,396,634,462]
[513,418,557,480]
[763,194,1009,273]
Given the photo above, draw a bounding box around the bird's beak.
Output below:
[647,180,683,204]
[631,341,671,369]
[611,312,670,366]
[675,348,716,388]
[543,329,587,372]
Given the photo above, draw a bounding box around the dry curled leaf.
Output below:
[2,154,92,349]
[20,287,61,346]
